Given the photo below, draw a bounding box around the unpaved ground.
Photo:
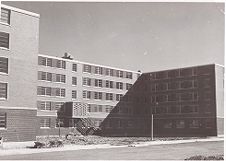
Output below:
[36,135,205,146]
[1,140,223,160]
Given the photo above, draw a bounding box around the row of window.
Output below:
[162,119,213,129]
[40,118,103,128]
[0,113,6,128]
[37,101,64,111]
[104,119,213,129]
[152,105,199,114]
[38,56,66,69]
[87,104,114,113]
[0,32,9,49]
[123,91,210,103]
[37,86,66,97]
[83,90,124,101]
[146,66,212,80]
[83,64,134,79]
[0,82,7,100]
[83,77,132,90]
[0,57,8,74]
[136,79,211,92]
[1,8,10,24]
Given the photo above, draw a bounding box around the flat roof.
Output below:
[142,63,224,74]
[38,54,141,74]
[1,4,40,18]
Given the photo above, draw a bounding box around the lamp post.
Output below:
[151,102,158,141]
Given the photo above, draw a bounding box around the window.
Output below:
[126,72,132,79]
[38,56,46,66]
[156,95,167,103]
[106,93,113,100]
[116,82,123,90]
[0,83,7,99]
[110,69,114,76]
[38,72,52,81]
[203,78,211,88]
[0,32,9,49]
[83,77,91,86]
[94,92,102,100]
[168,82,179,90]
[168,105,181,114]
[156,83,167,91]
[106,106,113,113]
[95,79,102,87]
[37,86,65,97]
[0,112,6,128]
[180,93,193,101]
[1,8,10,24]
[60,89,65,97]
[55,102,64,111]
[94,66,103,75]
[198,66,212,75]
[83,90,91,99]
[189,120,199,128]
[116,94,123,101]
[126,83,132,90]
[55,74,66,83]
[105,80,110,88]
[72,90,77,99]
[40,118,51,128]
[98,105,103,112]
[180,68,193,77]
[176,120,185,128]
[163,121,173,128]
[0,57,8,74]
[47,58,52,67]
[72,64,77,72]
[168,70,179,78]
[180,80,193,89]
[156,71,167,79]
[168,93,179,102]
[87,104,91,112]
[105,68,110,75]
[181,105,198,113]
[56,60,66,69]
[38,57,66,69]
[72,77,77,85]
[110,81,114,88]
[119,71,123,78]
[83,64,91,73]
[37,101,51,111]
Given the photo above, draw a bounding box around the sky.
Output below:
[2,2,225,72]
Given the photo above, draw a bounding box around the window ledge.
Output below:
[0,22,10,27]
[0,72,8,76]
[0,47,10,51]
[40,127,50,129]
[0,128,7,130]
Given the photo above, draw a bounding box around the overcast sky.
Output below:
[3,2,224,72]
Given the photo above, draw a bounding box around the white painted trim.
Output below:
[1,4,40,18]
[215,64,225,68]
[38,54,141,74]
[37,114,57,117]
[0,106,37,110]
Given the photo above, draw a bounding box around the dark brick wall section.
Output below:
[37,116,72,136]
[0,109,37,142]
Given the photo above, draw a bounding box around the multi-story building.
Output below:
[37,54,140,136]
[101,64,224,137]
[0,4,39,141]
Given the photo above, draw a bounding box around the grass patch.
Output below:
[185,154,224,160]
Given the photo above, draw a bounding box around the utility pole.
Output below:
[151,114,153,141]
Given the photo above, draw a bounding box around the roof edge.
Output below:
[1,4,40,18]
[38,54,141,74]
